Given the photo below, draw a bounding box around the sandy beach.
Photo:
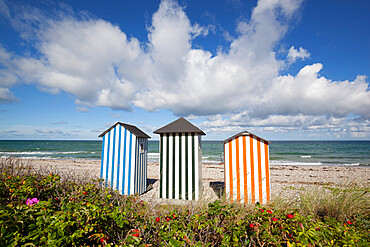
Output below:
[21,159,369,203]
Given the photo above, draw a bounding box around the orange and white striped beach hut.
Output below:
[223,131,270,204]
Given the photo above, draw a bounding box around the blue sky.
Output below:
[0,0,369,140]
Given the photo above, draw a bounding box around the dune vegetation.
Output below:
[0,158,369,246]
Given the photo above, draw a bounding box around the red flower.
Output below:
[55,198,58,201]
[83,191,87,195]
[99,238,105,243]
[249,223,255,228]
[132,229,139,237]
[155,217,160,222]
[279,227,282,230]
[316,227,321,231]
[267,210,272,214]
[272,218,278,221]
[287,214,294,219]
[347,221,353,225]
[166,217,170,221]
[288,234,292,238]
[259,209,264,213]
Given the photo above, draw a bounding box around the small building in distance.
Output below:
[154,117,205,201]
[223,131,270,204]
[99,122,150,196]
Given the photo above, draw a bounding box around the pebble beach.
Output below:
[24,159,370,203]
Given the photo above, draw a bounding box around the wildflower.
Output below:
[287,214,294,219]
[83,191,87,195]
[166,217,170,221]
[155,217,160,222]
[316,227,321,231]
[347,221,353,225]
[259,209,264,213]
[132,229,139,237]
[173,214,176,219]
[272,218,278,221]
[99,238,105,243]
[249,223,255,228]
[26,198,39,206]
[267,210,272,214]
[288,234,292,238]
[279,227,282,230]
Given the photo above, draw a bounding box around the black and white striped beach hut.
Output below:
[154,118,205,201]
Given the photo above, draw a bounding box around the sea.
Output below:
[0,140,369,167]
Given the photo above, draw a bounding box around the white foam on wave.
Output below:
[59,151,86,154]
[0,151,86,155]
[341,163,361,166]
[0,155,58,160]
[0,151,54,155]
[148,153,159,158]
[270,160,322,166]
[300,155,311,158]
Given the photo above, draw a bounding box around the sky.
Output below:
[0,0,369,141]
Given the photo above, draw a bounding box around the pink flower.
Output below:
[272,218,278,221]
[26,198,39,206]
[287,214,294,219]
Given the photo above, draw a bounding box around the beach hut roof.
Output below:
[222,131,269,144]
[154,117,206,135]
[99,122,151,138]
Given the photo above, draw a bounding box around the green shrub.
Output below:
[0,159,369,246]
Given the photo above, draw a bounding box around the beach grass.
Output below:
[273,181,369,222]
[1,157,369,246]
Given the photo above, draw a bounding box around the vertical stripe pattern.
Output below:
[100,125,148,196]
[159,132,202,200]
[224,134,270,204]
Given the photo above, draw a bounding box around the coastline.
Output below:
[15,158,370,202]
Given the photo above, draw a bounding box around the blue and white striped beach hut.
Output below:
[99,122,150,196]
[154,118,205,201]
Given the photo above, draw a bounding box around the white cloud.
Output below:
[0,87,18,103]
[0,0,369,138]
[286,46,310,63]
[76,106,90,112]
